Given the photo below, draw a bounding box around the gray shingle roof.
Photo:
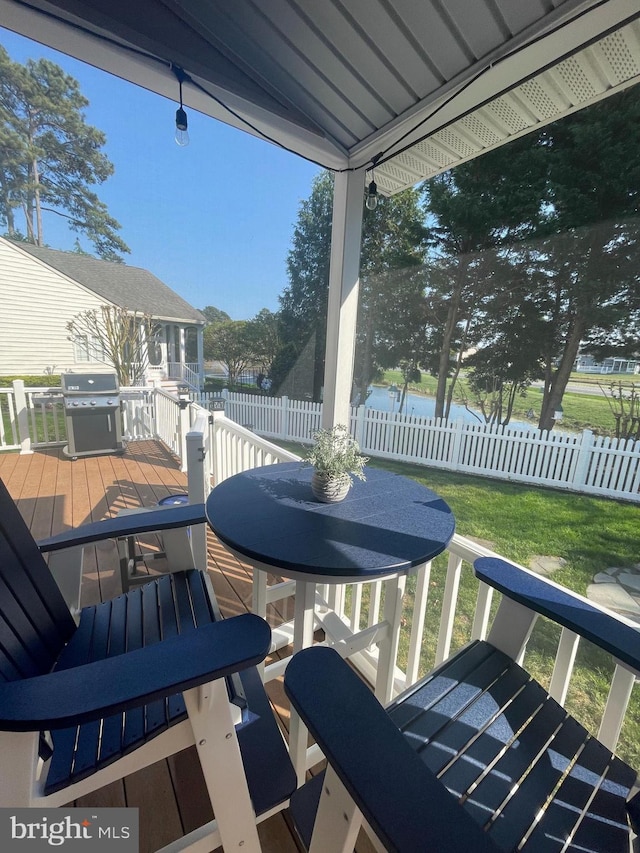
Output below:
[16,242,205,324]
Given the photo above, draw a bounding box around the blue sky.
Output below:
[0,28,321,320]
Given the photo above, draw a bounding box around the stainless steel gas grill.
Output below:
[61,372,124,459]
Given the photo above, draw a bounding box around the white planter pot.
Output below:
[311,471,351,503]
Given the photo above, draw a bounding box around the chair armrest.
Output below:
[0,613,269,731]
[284,646,499,853]
[37,503,207,553]
[475,557,640,673]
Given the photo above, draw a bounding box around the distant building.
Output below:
[574,353,638,374]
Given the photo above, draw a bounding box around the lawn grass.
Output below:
[274,438,640,767]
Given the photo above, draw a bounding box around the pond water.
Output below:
[364,385,534,431]
[364,385,480,422]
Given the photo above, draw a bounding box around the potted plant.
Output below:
[305,424,368,502]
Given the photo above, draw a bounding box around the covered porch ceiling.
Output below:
[3,0,640,195]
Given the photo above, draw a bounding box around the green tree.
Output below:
[200,305,231,325]
[246,308,281,377]
[0,46,129,261]
[273,171,334,399]
[532,89,640,429]
[353,187,429,404]
[421,139,547,419]
[203,319,254,385]
[274,171,428,401]
[422,86,640,430]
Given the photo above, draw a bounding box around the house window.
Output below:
[73,334,104,363]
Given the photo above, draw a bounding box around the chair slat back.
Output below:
[0,479,76,680]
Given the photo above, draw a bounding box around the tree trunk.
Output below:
[435,262,467,419]
[538,316,585,431]
[31,158,44,246]
[355,300,375,405]
[444,315,470,419]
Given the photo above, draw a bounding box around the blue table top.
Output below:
[206,463,455,582]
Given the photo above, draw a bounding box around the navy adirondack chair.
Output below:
[285,557,640,852]
[0,478,295,852]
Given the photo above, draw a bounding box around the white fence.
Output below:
[192,390,640,502]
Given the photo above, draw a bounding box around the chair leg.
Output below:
[0,730,40,807]
[309,766,363,853]
[184,680,262,853]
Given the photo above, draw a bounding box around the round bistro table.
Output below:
[206,461,455,782]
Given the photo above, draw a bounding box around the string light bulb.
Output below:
[174,68,190,146]
[366,179,378,210]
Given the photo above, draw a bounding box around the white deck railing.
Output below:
[6,383,639,504]
[183,410,638,764]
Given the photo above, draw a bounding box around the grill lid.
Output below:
[60,372,119,394]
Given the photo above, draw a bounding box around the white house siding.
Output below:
[0,239,112,375]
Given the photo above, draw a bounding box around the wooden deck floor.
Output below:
[0,441,302,852]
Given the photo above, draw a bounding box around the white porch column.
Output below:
[197,325,205,389]
[179,326,186,371]
[321,168,366,430]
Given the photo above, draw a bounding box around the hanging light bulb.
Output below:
[366,179,378,210]
[175,105,189,146]
[174,70,190,146]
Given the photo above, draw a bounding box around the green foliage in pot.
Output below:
[304,424,369,483]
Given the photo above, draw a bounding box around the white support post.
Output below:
[322,168,366,430]
[405,561,431,686]
[375,574,407,703]
[183,680,261,853]
[290,579,318,785]
[435,553,463,666]
[179,326,186,377]
[13,379,32,454]
[196,325,205,389]
[309,765,363,853]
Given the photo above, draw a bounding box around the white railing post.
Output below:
[178,397,191,472]
[435,552,463,666]
[208,405,227,486]
[13,380,32,455]
[186,410,211,572]
[405,561,432,686]
[598,664,636,750]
